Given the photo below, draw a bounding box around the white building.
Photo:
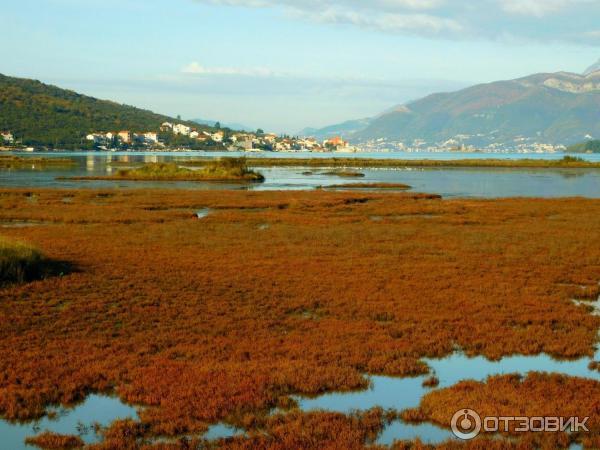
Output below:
[211,132,224,143]
[234,138,253,151]
[144,132,159,143]
[1,132,14,143]
[86,133,106,145]
[189,131,200,139]
[161,122,174,131]
[275,141,291,151]
[173,124,191,136]
[118,131,133,144]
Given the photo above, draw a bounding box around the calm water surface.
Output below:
[299,299,600,445]
[0,395,137,449]
[1,150,600,198]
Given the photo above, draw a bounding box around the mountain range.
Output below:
[301,63,600,150]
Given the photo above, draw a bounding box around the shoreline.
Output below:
[57,175,264,183]
[239,157,600,169]
[0,155,76,168]
[94,155,600,170]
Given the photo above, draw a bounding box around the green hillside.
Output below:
[0,74,215,149]
[567,140,600,153]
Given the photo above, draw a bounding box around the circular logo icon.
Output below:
[451,409,482,440]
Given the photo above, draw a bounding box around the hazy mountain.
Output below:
[305,68,600,149]
[584,59,600,76]
[297,117,372,140]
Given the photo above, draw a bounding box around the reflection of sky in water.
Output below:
[1,151,600,198]
[0,396,243,450]
[298,348,600,445]
[299,350,600,414]
[205,424,243,440]
[0,395,137,449]
[378,421,453,445]
[2,341,599,449]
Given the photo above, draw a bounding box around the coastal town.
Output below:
[359,135,568,154]
[2,124,570,154]
[0,122,577,154]
[82,122,359,153]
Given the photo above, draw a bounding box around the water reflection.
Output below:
[205,423,243,440]
[298,346,600,445]
[196,208,211,219]
[0,395,137,450]
[1,151,600,198]
[378,422,453,445]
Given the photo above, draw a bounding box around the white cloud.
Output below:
[289,7,463,35]
[182,62,276,77]
[499,0,590,17]
[583,30,600,39]
[192,0,600,43]
[198,0,463,36]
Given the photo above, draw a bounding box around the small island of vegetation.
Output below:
[324,182,412,190]
[63,158,265,183]
[567,140,600,154]
[0,154,76,169]
[0,237,45,286]
[322,170,366,178]
[24,432,84,450]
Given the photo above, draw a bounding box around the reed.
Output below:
[0,236,44,286]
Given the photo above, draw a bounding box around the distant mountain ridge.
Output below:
[301,64,600,149]
[584,59,600,76]
[0,74,220,148]
[297,117,372,141]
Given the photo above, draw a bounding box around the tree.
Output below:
[215,122,221,129]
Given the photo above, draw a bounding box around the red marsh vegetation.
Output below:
[0,189,599,448]
[402,373,600,449]
[25,432,84,449]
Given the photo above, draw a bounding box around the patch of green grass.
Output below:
[200,157,265,181]
[322,170,365,178]
[0,155,75,169]
[68,158,265,182]
[0,237,44,286]
[561,155,585,163]
[325,182,411,190]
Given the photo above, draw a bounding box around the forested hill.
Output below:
[567,140,600,153]
[0,74,212,148]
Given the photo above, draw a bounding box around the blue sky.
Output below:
[2,0,600,133]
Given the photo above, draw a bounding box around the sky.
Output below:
[2,0,600,133]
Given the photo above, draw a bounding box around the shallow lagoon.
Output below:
[0,395,137,449]
[1,303,598,448]
[1,151,600,198]
[297,348,600,445]
[0,396,244,449]
[1,151,599,448]
[299,299,600,445]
